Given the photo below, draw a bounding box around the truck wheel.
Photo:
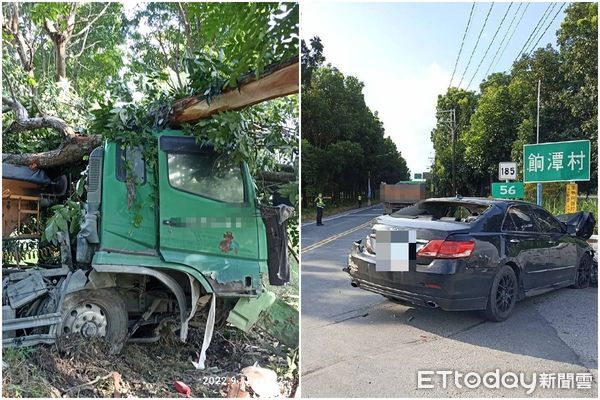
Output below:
[483,265,517,322]
[572,253,592,289]
[57,288,128,354]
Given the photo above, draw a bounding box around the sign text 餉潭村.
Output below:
[523,140,590,183]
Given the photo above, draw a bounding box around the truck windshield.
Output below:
[391,201,490,223]
[167,153,245,203]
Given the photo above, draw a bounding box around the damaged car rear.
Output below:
[346,198,596,321]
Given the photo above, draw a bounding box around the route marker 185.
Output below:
[499,162,517,181]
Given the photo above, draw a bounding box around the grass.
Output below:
[2,347,52,398]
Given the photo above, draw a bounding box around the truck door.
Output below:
[157,135,260,290]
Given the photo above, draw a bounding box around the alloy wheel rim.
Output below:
[578,258,591,286]
[496,275,514,312]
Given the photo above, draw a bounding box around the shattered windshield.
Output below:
[391,201,491,223]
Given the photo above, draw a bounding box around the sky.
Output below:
[301,1,569,177]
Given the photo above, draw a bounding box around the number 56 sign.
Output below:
[492,182,524,199]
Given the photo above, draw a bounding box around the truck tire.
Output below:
[483,265,517,322]
[57,288,128,354]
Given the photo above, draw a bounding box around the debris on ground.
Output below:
[241,365,280,398]
[2,324,298,398]
[173,381,191,397]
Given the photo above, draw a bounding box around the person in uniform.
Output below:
[315,193,326,226]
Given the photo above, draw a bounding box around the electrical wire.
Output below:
[482,3,522,78]
[466,2,514,88]
[525,3,566,57]
[513,2,555,63]
[524,2,558,55]
[449,2,476,88]
[492,2,530,72]
[457,3,495,88]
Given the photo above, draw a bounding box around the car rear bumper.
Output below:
[349,277,487,311]
[346,241,490,311]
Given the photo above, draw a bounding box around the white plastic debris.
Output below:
[242,365,280,398]
[191,294,216,370]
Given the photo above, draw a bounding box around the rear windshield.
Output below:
[391,201,490,223]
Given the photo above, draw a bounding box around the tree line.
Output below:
[431,2,597,197]
[301,37,410,207]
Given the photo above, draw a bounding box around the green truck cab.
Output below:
[2,130,292,352]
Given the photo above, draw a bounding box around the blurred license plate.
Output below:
[375,230,417,272]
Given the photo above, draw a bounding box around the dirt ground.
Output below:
[2,324,298,398]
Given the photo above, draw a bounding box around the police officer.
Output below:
[315,193,327,226]
[358,194,362,208]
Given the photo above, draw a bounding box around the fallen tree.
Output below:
[170,59,299,125]
[2,96,102,168]
[2,59,298,170]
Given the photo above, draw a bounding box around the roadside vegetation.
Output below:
[300,38,410,209]
[431,3,597,198]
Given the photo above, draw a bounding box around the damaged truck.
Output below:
[2,130,298,360]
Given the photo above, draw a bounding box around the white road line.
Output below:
[301,204,381,227]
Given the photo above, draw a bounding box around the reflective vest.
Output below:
[316,196,325,208]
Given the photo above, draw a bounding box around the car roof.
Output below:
[423,197,536,208]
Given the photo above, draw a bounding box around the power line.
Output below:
[482,2,522,78]
[449,2,476,88]
[525,3,566,57]
[457,3,495,88]
[466,2,514,88]
[492,2,530,72]
[524,2,558,55]
[513,2,554,63]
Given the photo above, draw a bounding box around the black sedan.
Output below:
[346,197,596,321]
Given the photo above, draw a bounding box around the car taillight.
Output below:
[417,240,475,259]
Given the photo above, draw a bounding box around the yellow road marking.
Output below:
[301,220,372,254]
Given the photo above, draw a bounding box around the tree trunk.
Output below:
[55,40,68,81]
[3,135,102,168]
[170,59,299,125]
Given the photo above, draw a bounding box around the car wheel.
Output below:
[57,288,128,354]
[483,265,517,322]
[572,252,592,289]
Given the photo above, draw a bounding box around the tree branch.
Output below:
[2,135,102,168]
[71,2,110,38]
[256,170,296,184]
[2,96,77,140]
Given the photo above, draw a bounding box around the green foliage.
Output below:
[432,3,597,196]
[42,200,83,245]
[127,2,298,94]
[301,42,410,204]
[3,2,299,242]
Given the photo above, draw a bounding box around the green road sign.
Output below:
[523,140,590,183]
[492,182,524,199]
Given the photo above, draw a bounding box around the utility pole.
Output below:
[536,79,542,206]
[367,170,372,206]
[437,109,457,196]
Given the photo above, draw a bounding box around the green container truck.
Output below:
[2,129,297,355]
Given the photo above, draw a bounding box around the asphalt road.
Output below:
[300,205,598,397]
